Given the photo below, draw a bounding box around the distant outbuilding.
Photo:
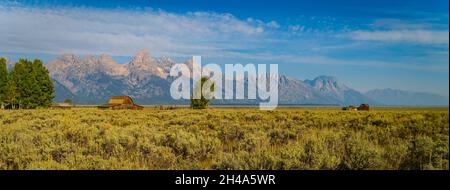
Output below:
[342,104,370,111]
[98,96,144,110]
[357,103,370,111]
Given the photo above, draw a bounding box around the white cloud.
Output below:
[266,21,280,29]
[346,18,449,45]
[349,30,449,44]
[288,25,305,34]
[0,5,272,57]
[226,52,449,72]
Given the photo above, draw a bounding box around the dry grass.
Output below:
[0,107,448,170]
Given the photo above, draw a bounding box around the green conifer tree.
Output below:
[12,59,30,108]
[3,75,19,109]
[7,59,54,109]
[32,59,54,108]
[0,57,8,108]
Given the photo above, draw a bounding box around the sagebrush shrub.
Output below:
[0,108,447,170]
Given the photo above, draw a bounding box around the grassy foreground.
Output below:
[0,107,448,170]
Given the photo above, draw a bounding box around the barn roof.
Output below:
[98,95,144,110]
[108,96,134,105]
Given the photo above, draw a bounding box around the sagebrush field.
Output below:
[0,107,448,170]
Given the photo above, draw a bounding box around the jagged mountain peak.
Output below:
[305,75,349,92]
[313,75,339,82]
[302,75,376,105]
[126,49,167,85]
[130,48,155,66]
[54,53,80,64]
[136,48,151,57]
[307,75,341,85]
[158,56,175,66]
[99,54,116,64]
[279,75,294,85]
[83,55,99,65]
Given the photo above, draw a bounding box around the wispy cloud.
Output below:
[222,51,449,73]
[344,18,449,45]
[349,30,449,44]
[288,25,306,34]
[0,5,273,56]
[266,21,280,29]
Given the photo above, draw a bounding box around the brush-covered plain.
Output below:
[0,107,448,170]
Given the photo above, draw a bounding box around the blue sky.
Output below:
[0,0,449,95]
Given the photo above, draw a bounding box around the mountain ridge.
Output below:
[37,49,448,106]
[366,88,449,106]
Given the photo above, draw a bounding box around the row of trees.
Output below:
[0,57,54,109]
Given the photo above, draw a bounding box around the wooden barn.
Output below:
[98,96,144,110]
[357,103,370,111]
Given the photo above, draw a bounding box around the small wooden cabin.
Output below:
[357,104,370,111]
[98,96,144,110]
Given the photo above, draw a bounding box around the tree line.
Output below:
[0,57,54,109]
